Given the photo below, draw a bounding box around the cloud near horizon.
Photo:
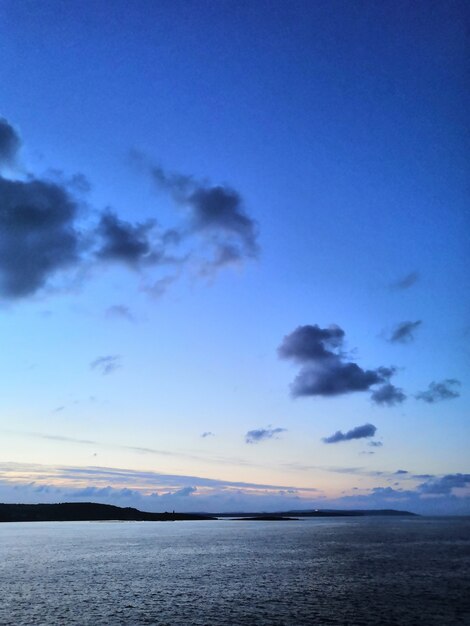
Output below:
[278,324,399,400]
[323,423,377,444]
[0,461,468,515]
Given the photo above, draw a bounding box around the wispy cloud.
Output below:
[105,305,135,322]
[388,320,422,344]
[90,355,121,375]
[0,461,468,514]
[415,379,461,403]
[245,427,286,444]
[390,271,419,291]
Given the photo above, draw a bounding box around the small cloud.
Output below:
[323,423,377,444]
[390,271,419,291]
[95,210,159,268]
[395,469,408,475]
[368,441,383,448]
[144,274,177,299]
[245,427,286,444]
[389,320,422,344]
[166,486,197,497]
[371,383,406,406]
[201,431,215,438]
[105,305,135,322]
[52,406,65,413]
[415,379,461,403]
[90,355,121,375]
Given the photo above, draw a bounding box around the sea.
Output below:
[1,516,469,625]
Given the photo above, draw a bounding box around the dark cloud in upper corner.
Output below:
[323,423,377,444]
[371,383,406,406]
[90,355,121,375]
[149,164,259,271]
[245,427,286,444]
[390,271,419,291]
[389,320,422,344]
[278,324,398,398]
[415,379,461,403]
[0,117,88,300]
[0,117,21,167]
[0,119,258,302]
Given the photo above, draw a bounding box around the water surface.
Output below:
[1,516,469,625]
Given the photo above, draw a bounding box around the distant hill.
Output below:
[215,509,417,518]
[0,502,216,523]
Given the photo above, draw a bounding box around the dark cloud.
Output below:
[105,305,135,322]
[371,383,406,406]
[395,469,408,475]
[278,325,396,398]
[150,164,259,271]
[245,427,286,444]
[323,423,377,444]
[90,355,121,375]
[390,271,419,290]
[0,176,82,298]
[0,118,20,167]
[201,431,215,438]
[415,379,461,403]
[0,122,257,301]
[389,320,422,344]
[95,210,160,267]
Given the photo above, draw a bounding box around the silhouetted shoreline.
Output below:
[0,503,216,522]
[0,502,417,523]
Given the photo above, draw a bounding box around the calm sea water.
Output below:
[1,516,469,625]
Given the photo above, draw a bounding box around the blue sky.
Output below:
[0,0,469,514]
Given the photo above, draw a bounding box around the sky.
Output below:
[0,0,469,514]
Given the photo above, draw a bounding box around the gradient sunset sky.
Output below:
[0,0,469,513]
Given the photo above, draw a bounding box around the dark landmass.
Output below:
[0,503,417,523]
[0,503,216,523]
[216,509,417,518]
[237,515,299,521]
